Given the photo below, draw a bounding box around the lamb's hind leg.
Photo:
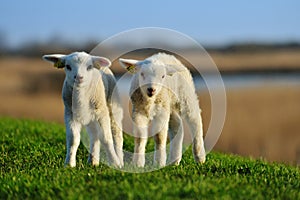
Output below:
[168,112,184,165]
[98,111,121,168]
[185,113,206,163]
[109,104,124,167]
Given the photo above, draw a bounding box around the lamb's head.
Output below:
[43,52,111,87]
[119,54,181,98]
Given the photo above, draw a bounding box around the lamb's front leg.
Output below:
[64,115,82,167]
[132,113,149,167]
[86,121,100,166]
[152,113,170,167]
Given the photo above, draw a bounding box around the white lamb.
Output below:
[43,52,123,167]
[119,52,206,167]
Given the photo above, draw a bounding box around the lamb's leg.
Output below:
[98,111,121,168]
[109,104,124,167]
[133,136,148,167]
[168,112,184,165]
[65,117,82,167]
[86,121,101,166]
[152,114,169,167]
[132,114,149,167]
[185,113,206,163]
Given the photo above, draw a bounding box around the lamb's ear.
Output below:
[92,56,111,69]
[119,58,141,74]
[165,65,186,76]
[42,54,66,68]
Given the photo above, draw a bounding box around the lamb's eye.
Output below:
[162,75,165,79]
[87,65,93,71]
[141,72,144,77]
[66,65,71,71]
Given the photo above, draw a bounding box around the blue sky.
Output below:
[1,0,300,47]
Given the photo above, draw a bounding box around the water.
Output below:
[204,72,300,89]
[116,72,300,94]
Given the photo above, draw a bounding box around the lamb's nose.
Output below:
[74,75,83,80]
[147,87,155,94]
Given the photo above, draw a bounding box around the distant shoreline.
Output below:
[2,47,300,73]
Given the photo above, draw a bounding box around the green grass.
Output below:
[0,117,299,200]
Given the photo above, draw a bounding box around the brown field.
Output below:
[200,87,300,166]
[210,49,300,71]
[1,52,300,165]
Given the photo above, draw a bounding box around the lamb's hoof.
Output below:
[117,152,124,167]
[119,161,124,168]
[109,159,122,168]
[88,155,100,167]
[170,158,181,166]
[118,157,124,168]
[153,162,166,168]
[195,155,206,164]
[65,159,76,168]
[88,161,100,167]
[132,162,145,168]
[132,156,145,168]
[117,159,124,168]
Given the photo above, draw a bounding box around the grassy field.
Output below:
[1,56,300,165]
[1,117,299,199]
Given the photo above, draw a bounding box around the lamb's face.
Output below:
[119,55,182,98]
[43,52,111,88]
[138,63,167,98]
[64,53,94,87]
[119,53,185,98]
